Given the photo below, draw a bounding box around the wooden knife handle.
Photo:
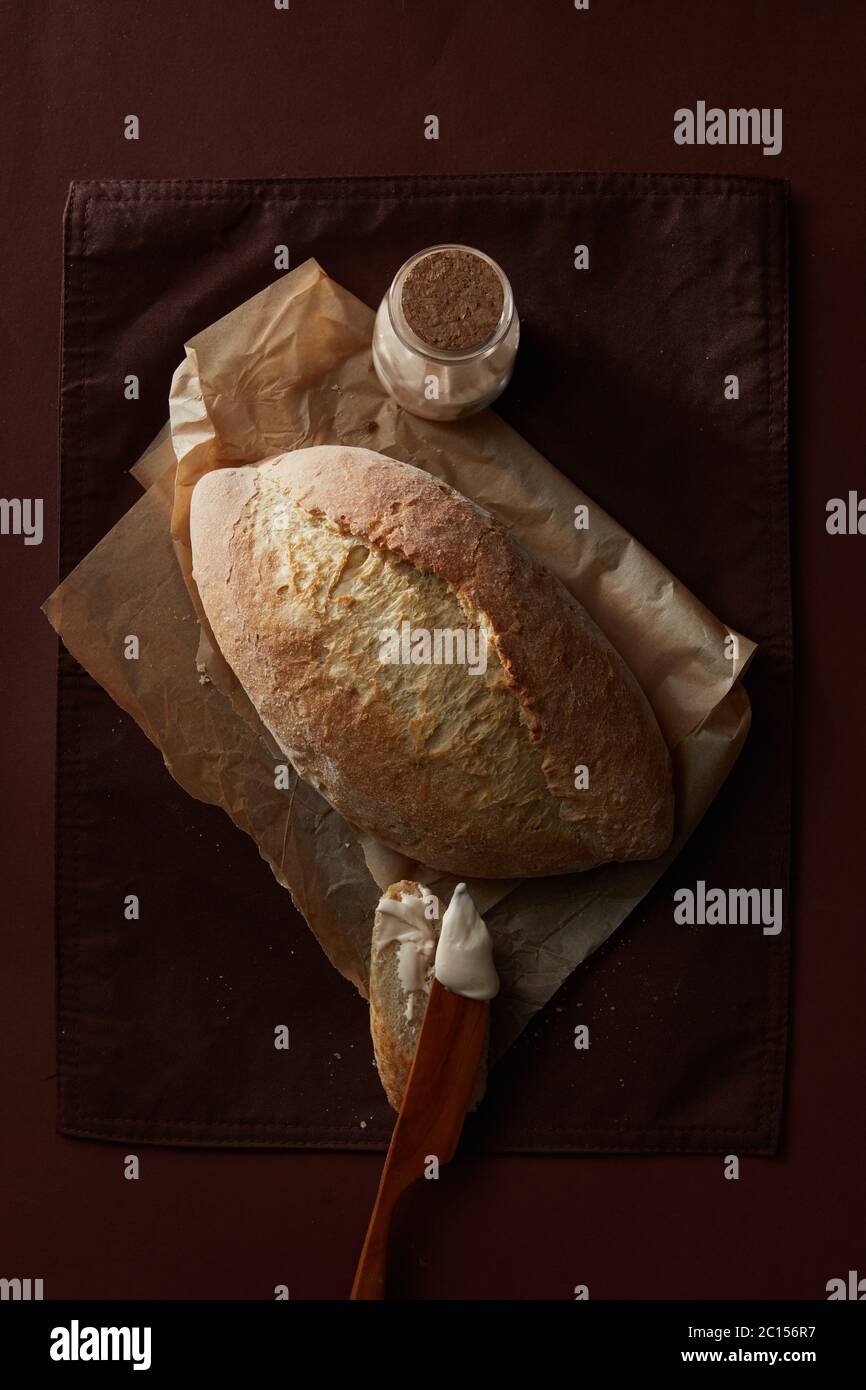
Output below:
[350,981,489,1300]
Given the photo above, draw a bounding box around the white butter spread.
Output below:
[376,887,439,1021]
[434,883,499,1001]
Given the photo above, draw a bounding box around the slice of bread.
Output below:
[370,879,488,1112]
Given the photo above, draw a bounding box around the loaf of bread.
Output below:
[369,880,487,1111]
[190,445,673,878]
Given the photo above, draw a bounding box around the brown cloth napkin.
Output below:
[55,174,790,1152]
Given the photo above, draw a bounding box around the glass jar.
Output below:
[372,244,519,422]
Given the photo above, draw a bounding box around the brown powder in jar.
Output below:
[401,248,504,351]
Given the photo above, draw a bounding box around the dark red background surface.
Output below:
[1,0,863,1299]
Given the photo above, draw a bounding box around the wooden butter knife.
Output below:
[350,978,489,1300]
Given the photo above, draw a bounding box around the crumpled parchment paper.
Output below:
[45,259,754,1056]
